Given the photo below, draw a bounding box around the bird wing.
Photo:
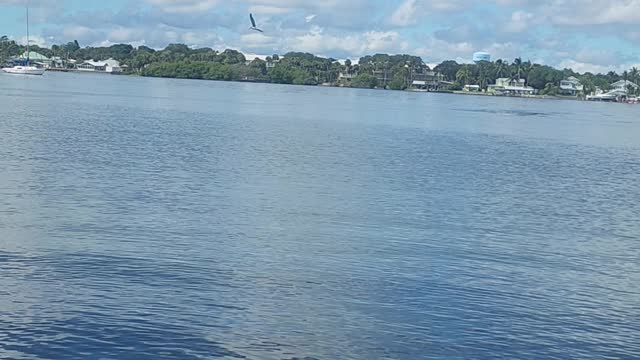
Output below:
[250,13,257,28]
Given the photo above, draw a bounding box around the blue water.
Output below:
[1,72,640,360]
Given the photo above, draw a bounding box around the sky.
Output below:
[1,0,640,73]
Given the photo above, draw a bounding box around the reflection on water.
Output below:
[1,73,640,359]
[453,108,567,117]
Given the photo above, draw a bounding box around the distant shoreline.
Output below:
[35,70,636,104]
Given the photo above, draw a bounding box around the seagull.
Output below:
[249,13,264,33]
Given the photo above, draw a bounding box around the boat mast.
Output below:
[26,4,30,63]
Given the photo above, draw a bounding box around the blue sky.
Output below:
[2,0,640,72]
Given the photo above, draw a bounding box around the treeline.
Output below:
[436,59,640,95]
[137,50,430,88]
[2,35,639,93]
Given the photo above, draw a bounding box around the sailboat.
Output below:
[2,5,45,75]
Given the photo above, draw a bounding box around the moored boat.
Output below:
[2,65,46,76]
[2,5,45,76]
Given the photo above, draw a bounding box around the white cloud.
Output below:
[107,27,137,43]
[557,59,640,74]
[17,34,46,47]
[390,0,467,27]
[549,0,640,25]
[504,11,534,33]
[390,0,417,26]
[244,0,365,15]
[240,32,276,47]
[63,26,93,39]
[284,27,408,57]
[145,0,220,13]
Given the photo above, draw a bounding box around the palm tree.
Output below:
[542,82,557,96]
[630,67,639,85]
[456,65,472,86]
[521,60,533,82]
[0,36,11,64]
[494,59,508,79]
[512,57,523,81]
[476,61,490,90]
[479,70,487,90]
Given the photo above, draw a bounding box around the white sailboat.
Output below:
[2,5,45,76]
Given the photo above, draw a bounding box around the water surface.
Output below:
[1,72,640,359]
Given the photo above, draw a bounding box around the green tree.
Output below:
[540,82,558,96]
[219,49,246,65]
[527,65,561,90]
[494,59,508,79]
[249,58,267,75]
[630,67,639,87]
[351,73,378,88]
[511,57,523,81]
[292,69,316,85]
[389,73,406,90]
[434,60,462,81]
[456,65,472,86]
[65,40,80,53]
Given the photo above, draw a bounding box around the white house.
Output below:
[338,72,355,81]
[611,80,638,94]
[559,76,584,96]
[488,78,535,96]
[76,58,123,73]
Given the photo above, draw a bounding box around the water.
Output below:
[1,72,639,360]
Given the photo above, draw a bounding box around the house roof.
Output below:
[20,51,49,61]
[612,80,638,88]
[80,58,121,67]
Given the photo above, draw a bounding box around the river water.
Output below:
[1,72,639,360]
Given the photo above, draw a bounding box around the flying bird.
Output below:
[249,13,264,33]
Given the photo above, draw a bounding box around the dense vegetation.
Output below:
[435,59,640,95]
[2,35,639,94]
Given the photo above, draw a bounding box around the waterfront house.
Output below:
[372,70,390,86]
[611,80,638,94]
[559,76,584,96]
[77,58,123,73]
[488,78,535,96]
[411,71,445,90]
[48,56,66,69]
[338,72,355,81]
[463,84,481,92]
